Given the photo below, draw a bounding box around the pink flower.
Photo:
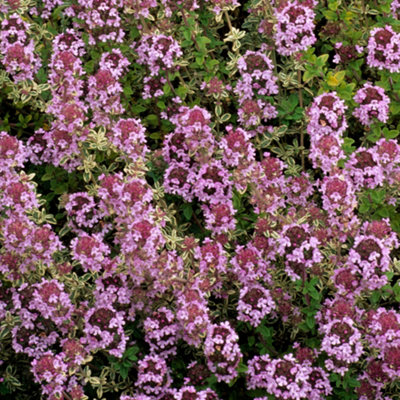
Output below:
[204,321,242,383]
[353,83,390,126]
[367,25,400,72]
[274,1,316,56]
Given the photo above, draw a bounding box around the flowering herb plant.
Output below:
[2,0,400,399]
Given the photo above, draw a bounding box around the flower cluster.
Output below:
[0,14,41,82]
[346,220,398,291]
[204,321,242,383]
[367,25,400,73]
[82,304,127,357]
[307,92,347,173]
[274,1,316,56]
[235,46,278,127]
[176,281,211,347]
[31,352,68,399]
[163,106,237,235]
[353,83,390,126]
[319,172,357,217]
[237,282,275,327]
[5,1,400,399]
[247,353,332,399]
[333,42,359,64]
[136,354,172,395]
[65,0,125,45]
[144,307,179,358]
[135,34,182,77]
[320,316,364,375]
[29,29,88,171]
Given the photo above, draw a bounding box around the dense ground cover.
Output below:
[2,0,400,399]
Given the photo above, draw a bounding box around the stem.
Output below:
[177,71,193,102]
[223,10,233,31]
[165,73,177,96]
[192,211,206,233]
[389,77,400,103]
[139,15,150,34]
[297,70,305,171]
[301,267,310,306]
[62,392,73,400]
[350,67,362,84]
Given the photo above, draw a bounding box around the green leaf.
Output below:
[123,84,133,96]
[124,346,139,361]
[149,132,161,140]
[306,315,315,329]
[206,59,219,70]
[366,131,381,143]
[220,113,231,122]
[383,128,399,139]
[145,114,159,127]
[393,282,400,301]
[237,362,248,373]
[327,71,346,87]
[132,104,147,114]
[342,137,356,154]
[196,55,205,66]
[377,207,390,218]
[119,365,129,379]
[256,325,272,340]
[370,290,381,305]
[197,35,211,52]
[176,85,188,99]
[248,336,255,347]
[390,102,400,115]
[156,100,166,110]
[316,54,329,67]
[370,189,385,204]
[323,9,338,20]
[183,204,193,220]
[163,83,171,96]
[328,0,339,10]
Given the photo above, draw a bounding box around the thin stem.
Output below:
[389,77,400,103]
[350,67,362,84]
[139,15,150,34]
[223,10,233,31]
[297,69,305,171]
[192,211,206,233]
[62,392,73,400]
[336,240,341,264]
[165,73,177,96]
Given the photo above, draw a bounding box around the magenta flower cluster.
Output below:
[3,2,400,400]
[274,0,316,56]
[306,92,347,173]
[0,14,41,82]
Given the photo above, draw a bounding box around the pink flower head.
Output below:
[136,354,172,395]
[71,233,111,272]
[274,1,316,56]
[99,48,130,79]
[307,92,348,138]
[82,304,127,357]
[367,25,400,73]
[204,321,242,383]
[143,307,179,358]
[353,83,390,126]
[0,131,28,171]
[237,282,275,327]
[345,147,384,189]
[31,352,68,397]
[135,34,182,76]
